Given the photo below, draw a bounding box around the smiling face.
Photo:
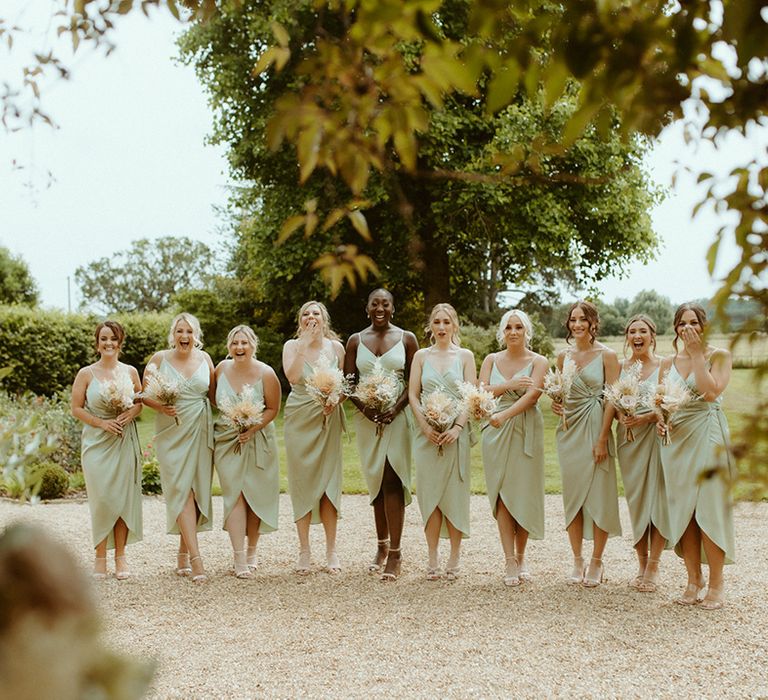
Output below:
[173,320,195,353]
[96,327,121,358]
[228,331,255,362]
[367,290,394,328]
[568,307,589,338]
[676,309,703,335]
[565,301,599,345]
[626,320,654,356]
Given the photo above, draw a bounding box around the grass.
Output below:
[134,368,761,499]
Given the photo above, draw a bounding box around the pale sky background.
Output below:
[2,3,764,311]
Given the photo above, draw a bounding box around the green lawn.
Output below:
[134,368,761,499]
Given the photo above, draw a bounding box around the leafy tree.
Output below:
[75,237,216,313]
[0,246,38,306]
[627,290,674,334]
[179,0,658,318]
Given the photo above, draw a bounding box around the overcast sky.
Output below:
[2,3,764,311]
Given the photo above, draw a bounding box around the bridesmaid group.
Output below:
[71,296,736,609]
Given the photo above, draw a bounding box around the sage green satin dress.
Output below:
[214,375,279,533]
[354,338,412,505]
[481,361,545,539]
[616,366,671,547]
[556,353,621,539]
[284,360,343,523]
[659,364,735,564]
[81,374,143,548]
[414,355,471,538]
[154,358,214,534]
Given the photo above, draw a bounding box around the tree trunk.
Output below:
[421,230,451,313]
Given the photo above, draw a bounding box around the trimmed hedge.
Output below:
[0,306,171,396]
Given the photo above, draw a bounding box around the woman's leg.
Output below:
[294,512,312,573]
[700,531,725,608]
[677,517,704,604]
[245,506,261,568]
[381,462,405,578]
[113,518,129,577]
[319,494,340,571]
[370,491,389,571]
[514,522,531,581]
[632,527,649,586]
[584,524,608,585]
[94,537,108,576]
[225,494,251,577]
[424,508,442,576]
[177,491,205,578]
[566,509,584,582]
[444,517,463,578]
[496,499,518,582]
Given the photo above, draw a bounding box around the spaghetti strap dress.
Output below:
[414,354,471,538]
[154,357,214,534]
[616,366,671,547]
[481,360,545,539]
[354,335,412,505]
[214,374,279,533]
[556,353,621,539]
[80,373,143,548]
[284,358,344,523]
[659,363,735,563]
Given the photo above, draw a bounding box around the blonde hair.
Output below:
[294,300,340,341]
[168,312,204,350]
[226,325,259,357]
[496,309,533,348]
[425,303,461,346]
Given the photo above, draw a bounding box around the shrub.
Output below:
[0,306,171,396]
[141,442,163,495]
[36,462,70,500]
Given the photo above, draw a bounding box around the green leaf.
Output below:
[486,64,519,114]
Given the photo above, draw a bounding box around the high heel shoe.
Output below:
[567,556,585,585]
[504,556,520,587]
[699,587,725,611]
[516,555,532,583]
[114,555,131,581]
[582,557,605,588]
[246,546,258,571]
[637,558,660,593]
[676,582,703,605]
[233,550,253,580]
[93,556,107,580]
[189,555,207,583]
[175,553,192,577]
[369,539,389,573]
[380,547,401,582]
[325,551,342,574]
[426,564,442,581]
[295,549,312,575]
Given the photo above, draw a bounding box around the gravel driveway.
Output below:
[1,494,765,698]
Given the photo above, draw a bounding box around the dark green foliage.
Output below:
[0,306,170,396]
[141,460,162,496]
[35,462,69,500]
[0,246,38,306]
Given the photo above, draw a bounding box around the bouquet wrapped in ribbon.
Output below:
[219,386,265,454]
[143,364,182,425]
[643,374,693,446]
[351,358,400,437]
[541,355,577,430]
[604,361,644,442]
[100,370,135,417]
[420,389,460,456]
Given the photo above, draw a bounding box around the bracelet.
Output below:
[455,422,465,430]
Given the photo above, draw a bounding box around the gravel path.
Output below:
[1,494,766,699]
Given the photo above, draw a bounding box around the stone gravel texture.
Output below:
[1,494,766,699]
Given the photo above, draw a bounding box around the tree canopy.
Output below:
[0,246,38,307]
[75,236,215,313]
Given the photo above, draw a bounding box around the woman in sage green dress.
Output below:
[658,303,734,610]
[480,309,548,587]
[344,289,418,581]
[71,320,143,580]
[214,325,281,579]
[615,314,670,593]
[552,301,621,587]
[409,303,476,581]
[282,301,346,575]
[142,313,215,583]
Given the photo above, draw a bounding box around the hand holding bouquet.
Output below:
[541,354,577,430]
[219,386,265,454]
[644,375,693,445]
[420,389,460,455]
[143,364,182,425]
[305,354,351,428]
[604,361,643,442]
[352,358,400,436]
